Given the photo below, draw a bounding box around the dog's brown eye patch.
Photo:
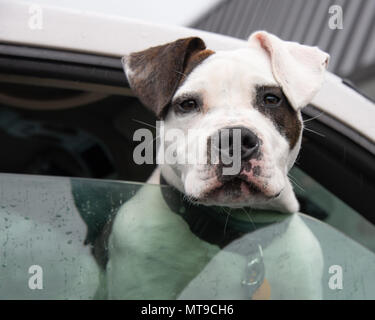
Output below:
[254,85,301,149]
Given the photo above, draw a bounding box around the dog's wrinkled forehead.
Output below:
[122,31,329,117]
[174,48,276,105]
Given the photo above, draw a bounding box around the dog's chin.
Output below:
[189,177,283,207]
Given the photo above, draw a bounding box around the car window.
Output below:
[291,166,375,253]
[1,173,374,299]
[1,47,375,299]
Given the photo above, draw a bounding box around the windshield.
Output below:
[1,173,374,300]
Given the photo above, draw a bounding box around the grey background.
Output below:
[191,0,375,99]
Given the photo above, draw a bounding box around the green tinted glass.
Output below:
[0,173,374,299]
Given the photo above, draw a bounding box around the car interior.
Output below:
[0,43,375,253]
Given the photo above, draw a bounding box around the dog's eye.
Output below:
[177,99,198,113]
[263,94,281,106]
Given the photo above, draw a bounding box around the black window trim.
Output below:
[1,42,374,153]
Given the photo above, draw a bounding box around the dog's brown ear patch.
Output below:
[122,37,209,117]
[182,48,215,81]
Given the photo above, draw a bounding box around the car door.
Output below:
[1,41,375,300]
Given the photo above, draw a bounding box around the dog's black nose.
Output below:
[217,126,259,161]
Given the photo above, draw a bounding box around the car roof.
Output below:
[1,0,374,145]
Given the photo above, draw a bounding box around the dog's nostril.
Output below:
[214,126,259,161]
[242,135,257,149]
[240,128,259,160]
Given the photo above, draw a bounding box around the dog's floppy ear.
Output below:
[248,31,329,110]
[122,37,206,117]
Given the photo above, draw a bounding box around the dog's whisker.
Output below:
[288,173,302,188]
[303,112,324,123]
[174,70,187,78]
[291,181,305,193]
[222,207,232,235]
[145,134,160,149]
[288,174,305,192]
[258,174,272,179]
[132,118,157,129]
[303,127,325,137]
[242,207,256,231]
[242,208,256,230]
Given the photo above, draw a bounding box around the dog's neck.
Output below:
[159,174,292,249]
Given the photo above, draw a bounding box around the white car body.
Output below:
[0,0,374,146]
[1,0,375,301]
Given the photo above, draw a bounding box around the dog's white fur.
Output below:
[160,47,301,212]
[157,32,328,212]
[105,31,329,299]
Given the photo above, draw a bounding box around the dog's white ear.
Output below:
[122,37,207,118]
[248,31,329,110]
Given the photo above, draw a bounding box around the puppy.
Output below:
[102,31,329,300]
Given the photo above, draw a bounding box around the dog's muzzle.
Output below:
[209,126,260,168]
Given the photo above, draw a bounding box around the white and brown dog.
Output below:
[102,31,329,300]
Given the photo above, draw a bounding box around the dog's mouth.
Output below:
[207,177,259,196]
[198,175,282,204]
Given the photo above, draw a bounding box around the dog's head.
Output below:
[122,31,329,212]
